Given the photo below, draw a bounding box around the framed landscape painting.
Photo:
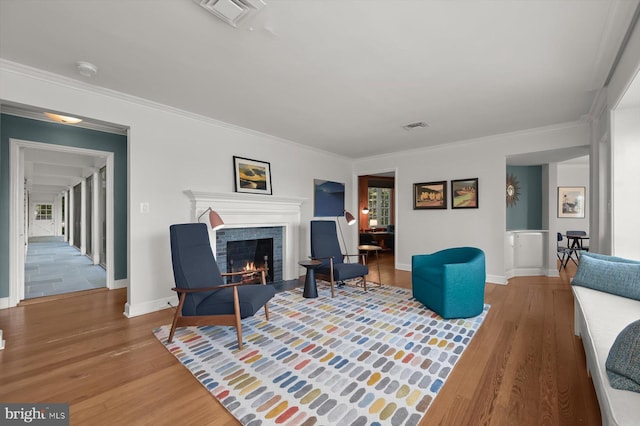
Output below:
[413,181,447,209]
[558,186,585,218]
[451,178,478,209]
[233,156,272,195]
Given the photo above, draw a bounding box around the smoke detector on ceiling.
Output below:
[76,61,98,78]
[403,121,429,131]
[195,0,266,28]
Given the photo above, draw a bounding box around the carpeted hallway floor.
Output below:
[25,236,106,299]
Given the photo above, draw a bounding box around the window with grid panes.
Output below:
[35,203,52,220]
[367,188,391,226]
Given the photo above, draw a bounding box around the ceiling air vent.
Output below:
[403,121,429,131]
[195,0,266,28]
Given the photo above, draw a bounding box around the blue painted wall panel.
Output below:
[506,165,542,230]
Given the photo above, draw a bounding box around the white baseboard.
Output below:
[506,267,548,279]
[396,262,411,271]
[124,296,175,318]
[0,329,5,350]
[546,268,560,277]
[0,297,9,310]
[487,274,508,285]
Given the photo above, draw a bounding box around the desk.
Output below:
[299,259,322,298]
[358,244,382,286]
[565,234,589,250]
[561,234,589,269]
[364,231,393,251]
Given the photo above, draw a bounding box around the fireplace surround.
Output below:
[184,190,305,281]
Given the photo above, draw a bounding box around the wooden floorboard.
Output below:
[0,253,601,425]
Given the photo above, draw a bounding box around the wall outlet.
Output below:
[140,202,150,214]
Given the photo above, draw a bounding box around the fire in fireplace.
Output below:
[216,226,283,283]
[226,238,274,283]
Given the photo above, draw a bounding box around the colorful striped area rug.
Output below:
[153,284,489,426]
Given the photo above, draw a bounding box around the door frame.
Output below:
[353,167,398,267]
[9,138,115,306]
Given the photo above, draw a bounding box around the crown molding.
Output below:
[0,59,351,161]
[356,120,586,162]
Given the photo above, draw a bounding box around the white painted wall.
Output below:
[353,124,590,284]
[612,106,640,260]
[1,63,354,316]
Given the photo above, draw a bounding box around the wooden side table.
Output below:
[358,244,382,286]
[299,259,322,298]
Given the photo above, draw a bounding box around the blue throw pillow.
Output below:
[580,251,640,265]
[572,254,640,301]
[606,320,640,393]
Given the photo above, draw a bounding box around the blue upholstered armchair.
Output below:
[412,247,486,319]
[311,220,368,297]
[168,223,275,349]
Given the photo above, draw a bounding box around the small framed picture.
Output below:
[451,178,478,209]
[558,186,585,218]
[413,181,447,209]
[233,156,272,195]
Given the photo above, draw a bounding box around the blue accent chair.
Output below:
[168,223,275,349]
[311,220,368,297]
[412,247,486,319]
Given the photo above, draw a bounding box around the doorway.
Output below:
[9,139,115,305]
[357,171,397,276]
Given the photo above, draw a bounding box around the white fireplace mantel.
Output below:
[184,190,306,280]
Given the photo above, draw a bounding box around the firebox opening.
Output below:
[226,238,274,283]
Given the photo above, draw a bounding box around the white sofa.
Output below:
[573,277,640,425]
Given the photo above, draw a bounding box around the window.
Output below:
[35,203,52,220]
[368,188,391,227]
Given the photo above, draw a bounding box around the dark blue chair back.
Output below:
[170,223,224,315]
[311,220,343,268]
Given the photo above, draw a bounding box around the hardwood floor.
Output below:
[0,254,601,425]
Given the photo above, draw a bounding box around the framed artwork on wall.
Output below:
[413,181,447,209]
[451,178,478,209]
[313,179,345,217]
[558,186,585,218]
[233,156,272,195]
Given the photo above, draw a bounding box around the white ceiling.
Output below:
[2,0,639,161]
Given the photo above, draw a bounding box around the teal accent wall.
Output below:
[0,114,128,298]
[506,165,542,230]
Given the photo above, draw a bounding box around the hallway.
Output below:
[25,236,106,299]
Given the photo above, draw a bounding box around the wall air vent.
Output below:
[195,0,266,28]
[403,121,429,131]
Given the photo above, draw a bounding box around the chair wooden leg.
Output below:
[168,293,187,343]
[233,287,243,350]
[263,303,270,321]
[330,259,335,298]
[363,276,367,292]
